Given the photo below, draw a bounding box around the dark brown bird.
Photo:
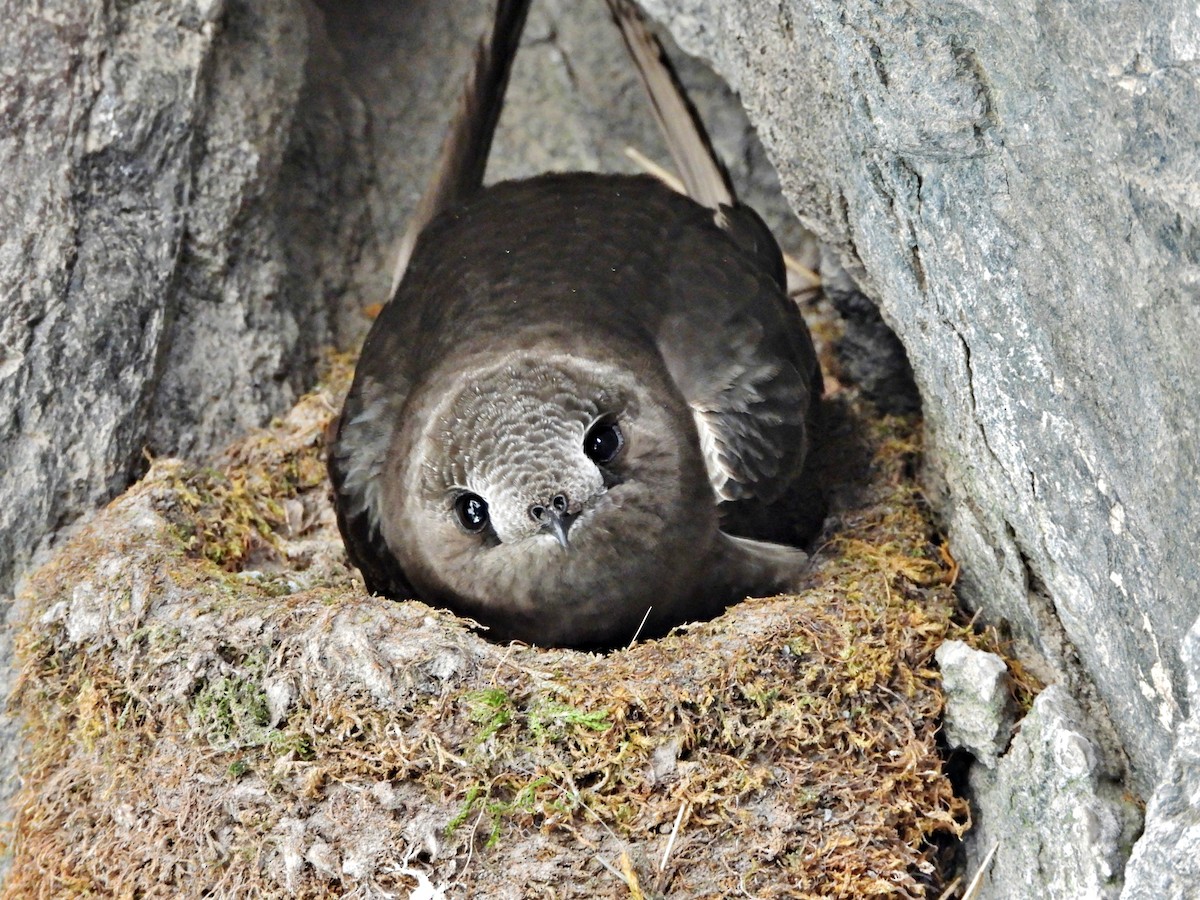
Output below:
[328,0,821,647]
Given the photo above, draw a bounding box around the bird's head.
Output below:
[434,362,619,550]
[379,351,718,643]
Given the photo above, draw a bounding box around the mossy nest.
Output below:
[6,337,978,897]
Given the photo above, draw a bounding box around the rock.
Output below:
[0,0,350,601]
[819,249,919,414]
[639,0,1199,786]
[1121,615,1200,899]
[935,640,1016,769]
[964,685,1141,899]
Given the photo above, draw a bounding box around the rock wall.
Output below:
[2,0,349,600]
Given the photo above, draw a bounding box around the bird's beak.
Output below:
[541,510,575,549]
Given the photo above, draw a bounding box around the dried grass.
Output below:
[5,340,985,898]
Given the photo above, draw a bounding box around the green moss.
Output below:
[528,698,611,739]
[5,351,1016,898]
[466,688,515,744]
[191,675,274,750]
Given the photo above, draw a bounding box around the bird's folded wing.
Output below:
[390,0,533,295]
[328,361,416,599]
[605,0,733,211]
[659,245,819,506]
[607,0,820,506]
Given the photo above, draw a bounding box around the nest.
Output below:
[6,331,974,897]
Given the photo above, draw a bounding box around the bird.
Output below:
[327,0,822,648]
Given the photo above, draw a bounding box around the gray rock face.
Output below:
[3,0,211,597]
[965,685,1141,899]
[0,0,354,600]
[640,0,1198,797]
[1122,615,1200,899]
[935,640,1016,769]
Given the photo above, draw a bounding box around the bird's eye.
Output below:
[454,492,490,533]
[584,420,623,464]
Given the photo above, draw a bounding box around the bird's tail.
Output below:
[605,0,734,210]
[390,0,533,296]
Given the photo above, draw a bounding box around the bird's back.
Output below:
[383,173,747,363]
[368,171,814,424]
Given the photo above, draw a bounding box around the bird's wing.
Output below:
[608,0,820,505]
[605,0,733,210]
[389,0,532,295]
[658,229,821,506]
[327,342,416,598]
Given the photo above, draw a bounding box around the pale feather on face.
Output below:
[423,355,632,544]
[388,352,715,618]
